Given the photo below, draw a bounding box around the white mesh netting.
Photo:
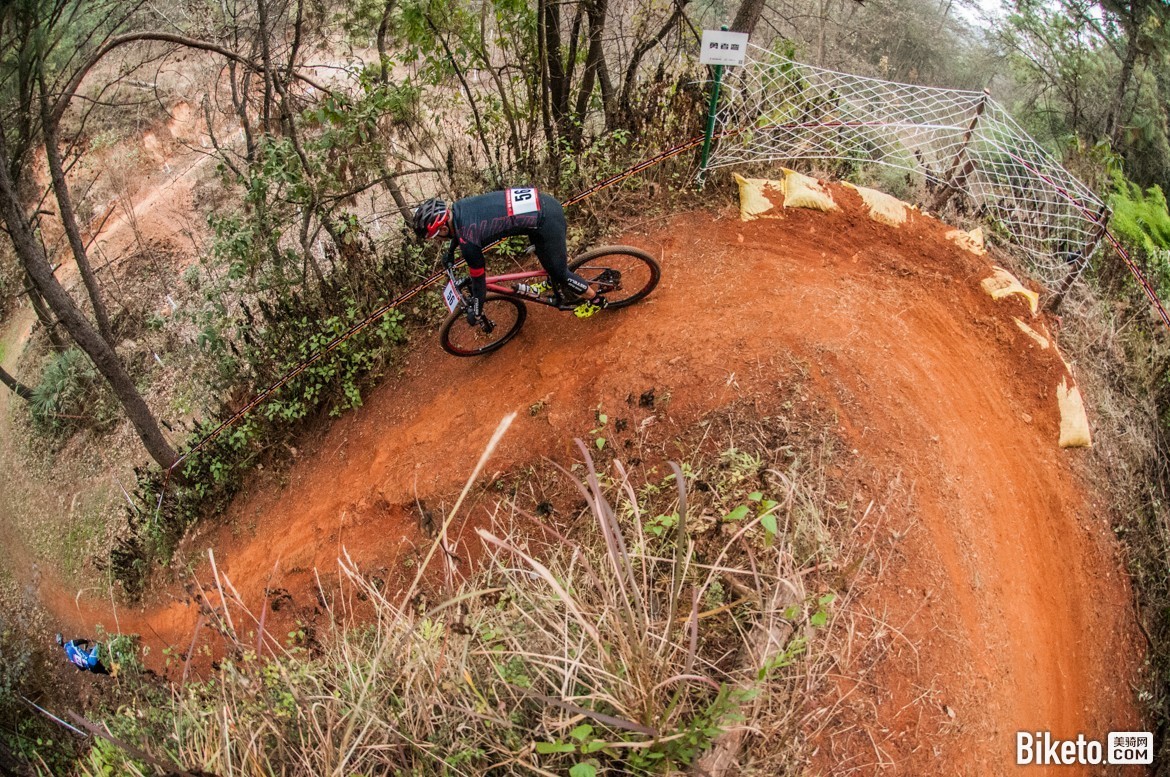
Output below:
[705,46,1109,291]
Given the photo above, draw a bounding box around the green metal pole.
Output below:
[697,63,723,188]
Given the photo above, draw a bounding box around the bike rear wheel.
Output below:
[440,294,527,356]
[568,246,660,308]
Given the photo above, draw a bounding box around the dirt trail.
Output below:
[0,308,39,589]
[33,187,1143,773]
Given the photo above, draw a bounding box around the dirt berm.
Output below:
[54,184,1143,775]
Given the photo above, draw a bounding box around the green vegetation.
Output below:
[1109,173,1170,295]
[29,349,110,435]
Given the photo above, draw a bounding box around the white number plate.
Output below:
[506,187,539,216]
[443,281,462,312]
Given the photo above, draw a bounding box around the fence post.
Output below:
[697,25,730,188]
[1047,201,1110,312]
[697,64,724,188]
[929,89,990,213]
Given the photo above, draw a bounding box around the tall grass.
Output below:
[76,421,852,776]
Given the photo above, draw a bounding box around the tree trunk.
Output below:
[537,0,555,147]
[477,51,524,164]
[256,0,277,134]
[1104,25,1140,146]
[376,0,397,86]
[427,16,500,184]
[575,0,616,131]
[542,0,586,145]
[0,132,177,470]
[592,8,616,129]
[377,160,415,223]
[620,2,687,125]
[25,275,67,351]
[40,75,115,345]
[731,0,766,36]
[0,364,33,400]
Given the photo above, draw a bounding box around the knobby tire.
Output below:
[568,245,660,308]
[439,294,527,356]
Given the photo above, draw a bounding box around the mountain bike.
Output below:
[439,246,661,356]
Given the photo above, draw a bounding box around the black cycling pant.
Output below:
[533,196,590,295]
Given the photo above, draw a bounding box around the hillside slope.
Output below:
[48,187,1142,774]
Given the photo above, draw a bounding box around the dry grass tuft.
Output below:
[71,412,866,776]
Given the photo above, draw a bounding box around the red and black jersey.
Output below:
[445,188,586,315]
[446,188,546,279]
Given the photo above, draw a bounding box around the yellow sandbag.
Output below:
[1057,376,1092,448]
[732,173,784,221]
[843,182,908,227]
[981,266,1039,316]
[946,227,986,256]
[781,168,838,212]
[1012,317,1050,349]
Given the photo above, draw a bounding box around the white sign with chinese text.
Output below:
[699,30,749,66]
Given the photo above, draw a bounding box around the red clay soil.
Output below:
[48,184,1142,774]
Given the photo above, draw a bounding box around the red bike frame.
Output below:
[444,258,570,309]
[484,269,550,297]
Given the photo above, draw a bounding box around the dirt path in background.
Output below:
[30,187,1143,774]
[0,308,39,591]
[0,102,215,592]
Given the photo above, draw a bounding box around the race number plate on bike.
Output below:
[506,187,540,216]
[443,281,462,313]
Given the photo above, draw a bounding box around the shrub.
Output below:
[30,348,108,435]
[1108,172,1170,297]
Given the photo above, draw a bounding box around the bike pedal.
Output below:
[573,301,600,319]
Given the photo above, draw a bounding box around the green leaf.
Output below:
[810,610,828,627]
[570,724,594,742]
[595,437,606,450]
[760,513,778,535]
[570,764,597,777]
[819,593,836,606]
[760,499,778,511]
[725,505,750,522]
[535,741,575,754]
[597,413,608,425]
[748,491,763,501]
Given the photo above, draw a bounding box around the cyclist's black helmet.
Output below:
[413,197,450,239]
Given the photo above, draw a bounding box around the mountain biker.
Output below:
[412,189,607,323]
[56,633,109,674]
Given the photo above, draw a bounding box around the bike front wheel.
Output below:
[569,246,660,309]
[440,294,528,356]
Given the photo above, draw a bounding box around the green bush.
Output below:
[1109,171,1170,296]
[30,348,105,434]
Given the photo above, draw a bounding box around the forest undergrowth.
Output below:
[1056,270,1170,767]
